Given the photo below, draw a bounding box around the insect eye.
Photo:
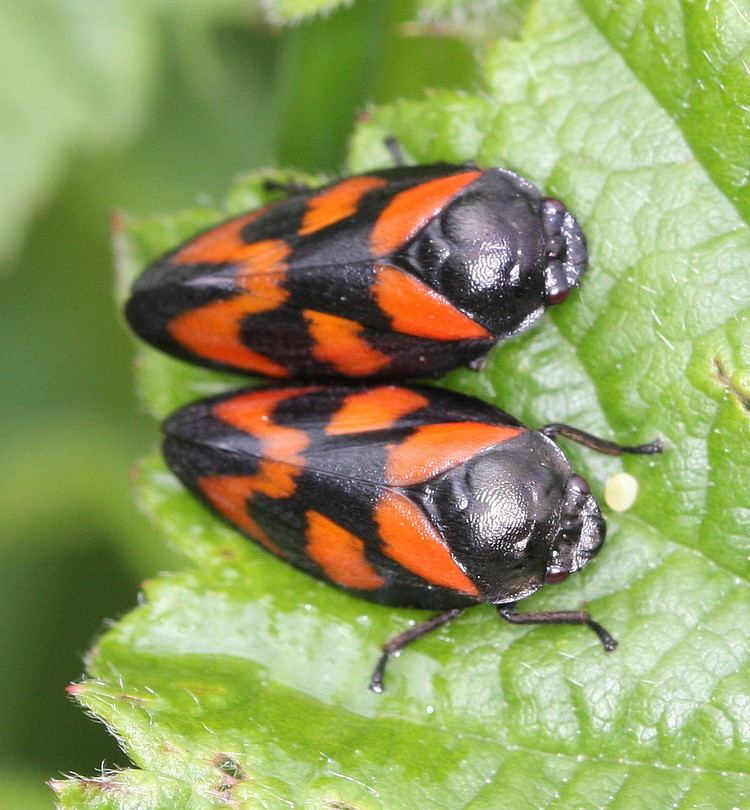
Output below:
[543,259,571,304]
[542,197,567,229]
[545,287,570,305]
[569,474,590,496]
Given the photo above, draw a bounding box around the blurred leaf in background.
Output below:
[0,0,477,805]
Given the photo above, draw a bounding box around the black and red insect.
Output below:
[162,383,661,691]
[126,159,587,380]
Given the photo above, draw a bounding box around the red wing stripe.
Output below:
[168,238,292,376]
[213,388,317,465]
[300,176,387,235]
[306,510,385,590]
[326,387,429,435]
[198,475,285,557]
[304,310,391,377]
[173,209,272,265]
[370,171,481,256]
[386,422,523,486]
[372,265,491,340]
[375,492,479,595]
[168,296,289,377]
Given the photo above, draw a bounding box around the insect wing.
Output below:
[126,166,495,379]
[163,384,524,608]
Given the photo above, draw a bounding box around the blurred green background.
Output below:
[0,1,476,804]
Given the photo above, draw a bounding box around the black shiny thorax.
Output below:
[416,431,571,603]
[397,169,549,337]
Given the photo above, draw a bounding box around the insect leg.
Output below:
[384,136,407,167]
[263,179,317,195]
[497,604,617,651]
[540,424,664,456]
[370,607,466,693]
[467,351,490,371]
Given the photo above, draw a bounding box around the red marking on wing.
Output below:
[197,390,316,556]
[306,510,385,590]
[233,239,292,280]
[374,492,479,595]
[168,238,292,376]
[386,422,523,485]
[304,310,391,376]
[299,176,387,236]
[213,387,317,465]
[372,265,491,340]
[244,459,300,499]
[326,387,429,435]
[370,171,481,256]
[174,209,274,265]
[168,296,289,377]
[199,475,285,557]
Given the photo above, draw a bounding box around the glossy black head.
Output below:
[417,431,605,604]
[540,197,588,305]
[545,473,605,583]
[403,169,588,339]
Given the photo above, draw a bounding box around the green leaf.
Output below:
[0,0,156,265]
[261,0,353,25]
[0,769,56,810]
[410,0,530,40]
[579,0,750,224]
[61,0,750,806]
[271,0,477,171]
[0,0,268,267]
